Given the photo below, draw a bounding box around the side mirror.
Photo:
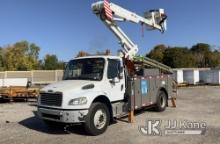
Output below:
[119,66,124,79]
[110,77,120,84]
[119,66,123,73]
[64,62,68,69]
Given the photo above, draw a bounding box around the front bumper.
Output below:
[37,106,89,123]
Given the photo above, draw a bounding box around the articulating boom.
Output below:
[92,0,172,73]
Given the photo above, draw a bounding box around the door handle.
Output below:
[121,84,124,91]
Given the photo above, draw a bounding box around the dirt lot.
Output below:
[0,86,220,144]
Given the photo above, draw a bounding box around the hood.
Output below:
[41,80,97,93]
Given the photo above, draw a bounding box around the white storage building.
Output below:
[183,70,199,84]
[199,70,220,84]
[173,69,183,84]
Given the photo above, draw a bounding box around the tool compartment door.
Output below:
[134,79,142,109]
[133,78,151,109]
[140,79,150,106]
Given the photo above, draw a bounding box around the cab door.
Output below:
[105,59,125,101]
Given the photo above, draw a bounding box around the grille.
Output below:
[42,113,60,120]
[40,92,62,106]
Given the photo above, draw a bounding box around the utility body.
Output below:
[37,0,174,135]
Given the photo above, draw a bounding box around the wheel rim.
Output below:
[160,94,166,108]
[93,109,107,129]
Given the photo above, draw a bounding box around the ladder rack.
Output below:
[133,56,173,74]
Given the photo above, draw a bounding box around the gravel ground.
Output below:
[0,86,220,144]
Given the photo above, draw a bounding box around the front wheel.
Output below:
[84,102,110,136]
[154,90,168,112]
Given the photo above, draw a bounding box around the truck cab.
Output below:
[38,56,127,135]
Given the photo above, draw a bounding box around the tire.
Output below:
[154,90,167,112]
[84,102,110,136]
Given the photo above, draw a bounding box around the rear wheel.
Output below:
[84,102,110,136]
[154,90,167,112]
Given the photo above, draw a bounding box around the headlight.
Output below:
[68,97,87,105]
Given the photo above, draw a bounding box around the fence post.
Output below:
[5,71,7,79]
[3,71,7,87]
[31,71,34,83]
[55,70,58,82]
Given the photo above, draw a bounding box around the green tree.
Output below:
[146,44,166,62]
[5,42,28,70]
[28,43,40,69]
[0,41,68,71]
[4,41,41,71]
[57,61,65,69]
[206,50,220,68]
[42,54,59,70]
[0,48,4,71]
[190,43,211,67]
[163,47,195,68]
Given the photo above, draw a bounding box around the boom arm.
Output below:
[92,0,167,59]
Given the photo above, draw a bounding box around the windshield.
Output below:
[63,58,105,81]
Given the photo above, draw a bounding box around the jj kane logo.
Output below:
[139,119,207,136]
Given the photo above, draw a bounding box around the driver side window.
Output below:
[107,59,120,79]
